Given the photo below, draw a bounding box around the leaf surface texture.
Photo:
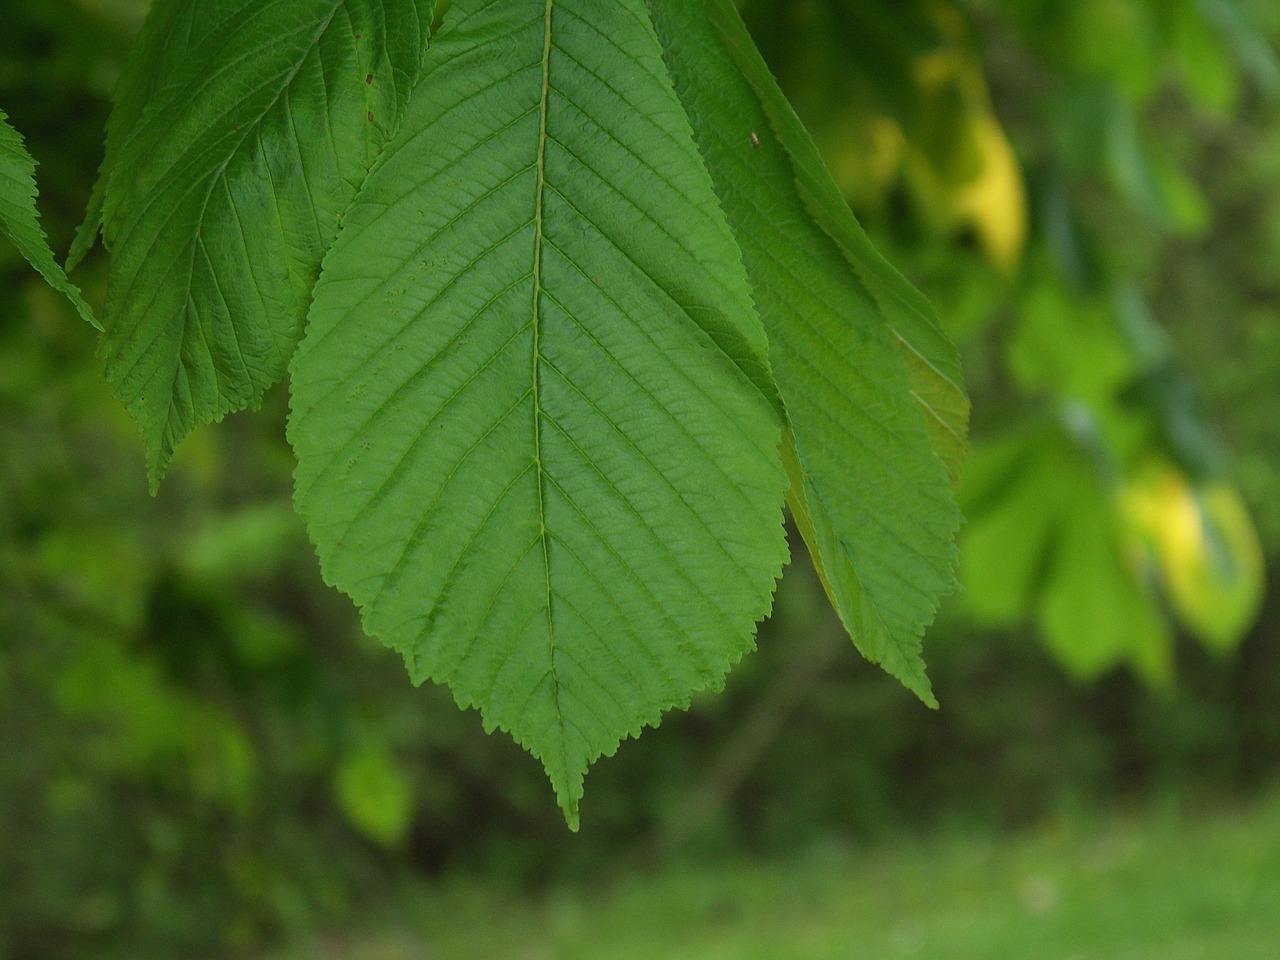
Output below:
[96,0,432,487]
[652,0,965,703]
[290,0,789,824]
[703,1,969,484]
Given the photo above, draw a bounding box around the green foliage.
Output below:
[3,1,1280,957]
[87,0,433,488]
[3,0,968,823]
[741,0,1272,678]
[652,0,962,705]
[0,107,96,328]
[291,0,792,826]
[960,416,1175,682]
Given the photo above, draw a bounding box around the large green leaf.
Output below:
[289,0,789,826]
[95,0,432,488]
[0,107,98,329]
[652,0,963,704]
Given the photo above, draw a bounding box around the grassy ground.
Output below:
[277,795,1280,960]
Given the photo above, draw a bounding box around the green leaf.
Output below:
[0,107,98,329]
[1006,269,1135,404]
[960,417,1173,685]
[289,0,788,827]
[95,0,433,489]
[65,0,180,273]
[1038,480,1172,687]
[651,0,964,705]
[957,423,1067,624]
[65,173,104,275]
[334,742,414,848]
[702,0,969,485]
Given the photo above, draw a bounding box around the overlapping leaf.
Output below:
[705,1,970,485]
[94,0,432,488]
[0,107,97,328]
[289,0,789,825]
[651,0,964,703]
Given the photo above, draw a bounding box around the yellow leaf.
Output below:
[903,45,1027,272]
[1121,465,1264,651]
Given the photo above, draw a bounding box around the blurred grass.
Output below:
[274,793,1280,960]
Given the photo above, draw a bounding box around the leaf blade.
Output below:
[0,107,99,329]
[705,0,970,484]
[96,0,433,488]
[290,0,788,824]
[652,0,966,703]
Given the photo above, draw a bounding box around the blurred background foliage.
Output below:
[1,0,1278,957]
[741,0,1275,681]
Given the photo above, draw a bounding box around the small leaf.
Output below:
[95,0,433,489]
[334,742,414,848]
[290,0,788,826]
[0,107,99,328]
[1038,479,1173,687]
[957,423,1068,625]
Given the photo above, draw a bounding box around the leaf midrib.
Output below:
[530,0,567,769]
